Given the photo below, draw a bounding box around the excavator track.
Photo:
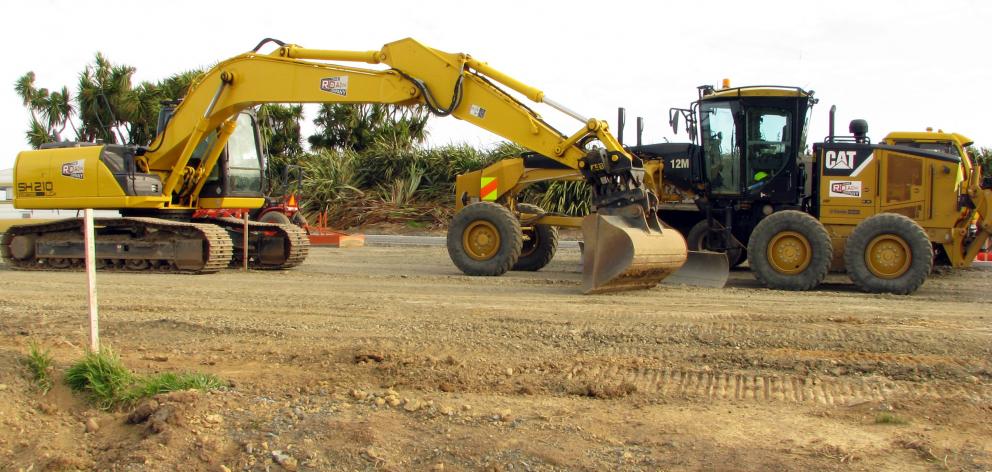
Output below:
[206,217,309,270]
[1,217,233,274]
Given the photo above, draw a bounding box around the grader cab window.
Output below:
[700,102,740,194]
[745,108,791,189]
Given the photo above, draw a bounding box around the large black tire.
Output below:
[843,213,932,294]
[747,210,832,291]
[686,220,745,268]
[447,202,522,276]
[259,211,292,225]
[513,203,559,271]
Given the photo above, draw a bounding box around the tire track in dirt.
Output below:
[564,363,991,406]
[556,320,990,357]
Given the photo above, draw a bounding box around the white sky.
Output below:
[0,0,989,171]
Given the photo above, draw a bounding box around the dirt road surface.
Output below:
[1,245,990,471]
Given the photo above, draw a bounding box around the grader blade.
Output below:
[661,250,729,288]
[581,211,688,294]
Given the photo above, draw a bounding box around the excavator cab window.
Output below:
[700,101,741,195]
[195,113,264,198]
[226,113,263,195]
[193,131,222,195]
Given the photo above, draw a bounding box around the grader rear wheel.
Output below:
[844,213,932,294]
[513,203,559,271]
[447,202,522,276]
[747,210,832,291]
[686,220,745,268]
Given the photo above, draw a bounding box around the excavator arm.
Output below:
[146,38,653,215]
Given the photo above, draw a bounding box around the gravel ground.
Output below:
[1,245,990,471]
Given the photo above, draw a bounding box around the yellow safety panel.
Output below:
[480,177,498,201]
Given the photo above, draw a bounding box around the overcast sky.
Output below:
[1,0,989,171]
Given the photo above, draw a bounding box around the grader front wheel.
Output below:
[447,202,522,276]
[747,210,833,291]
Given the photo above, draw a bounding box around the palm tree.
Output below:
[308,104,429,152]
[76,62,115,143]
[15,56,207,149]
[120,82,163,145]
[25,118,54,149]
[75,52,139,143]
[42,87,76,140]
[375,105,429,150]
[257,103,305,188]
[258,104,305,158]
[14,72,78,146]
[158,69,203,101]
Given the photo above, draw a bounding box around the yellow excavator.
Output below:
[2,38,727,293]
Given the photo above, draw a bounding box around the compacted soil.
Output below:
[1,245,990,471]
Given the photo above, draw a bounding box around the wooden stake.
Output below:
[83,209,99,351]
[243,211,249,271]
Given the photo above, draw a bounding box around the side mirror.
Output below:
[670,111,680,135]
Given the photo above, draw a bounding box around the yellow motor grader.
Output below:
[631,83,992,294]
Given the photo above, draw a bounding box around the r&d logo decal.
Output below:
[828,180,862,198]
[61,159,85,179]
[825,150,856,170]
[319,76,348,96]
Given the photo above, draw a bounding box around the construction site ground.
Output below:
[1,244,990,471]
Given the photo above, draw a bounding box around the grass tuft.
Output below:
[875,412,909,425]
[65,348,134,410]
[23,342,55,393]
[127,372,225,402]
[65,348,223,410]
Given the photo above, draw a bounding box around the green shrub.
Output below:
[293,139,600,226]
[540,180,592,216]
[299,149,363,215]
